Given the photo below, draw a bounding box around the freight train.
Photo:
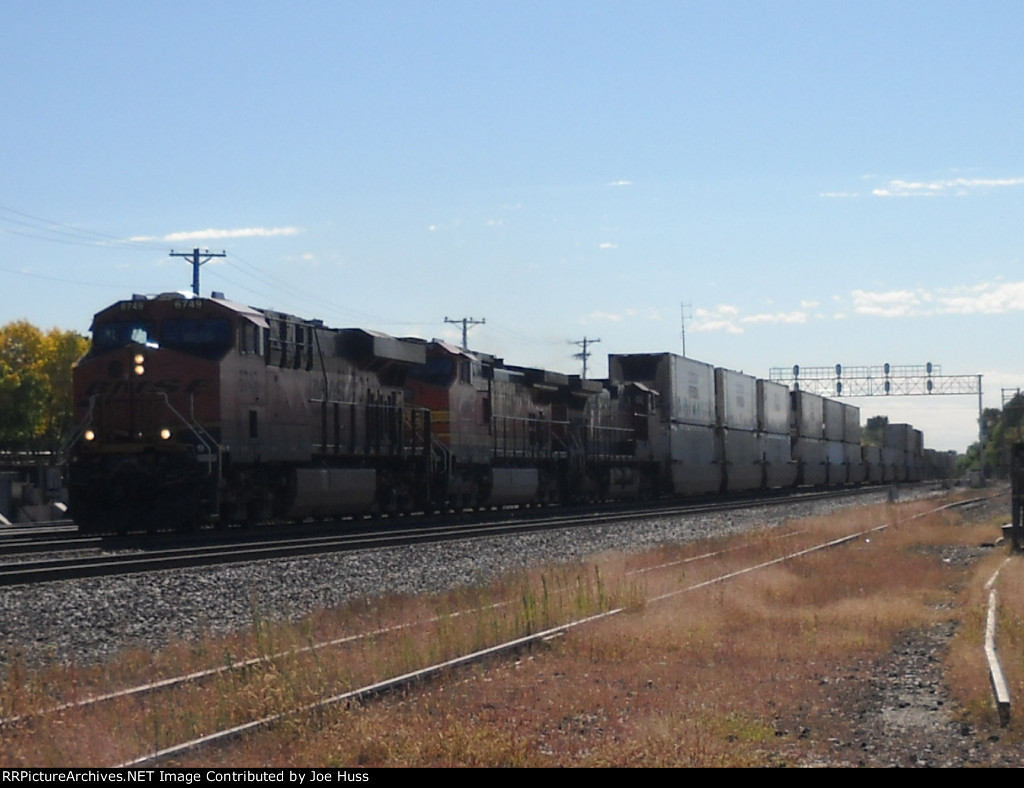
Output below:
[66,292,945,534]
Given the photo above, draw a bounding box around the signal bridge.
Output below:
[768,363,981,398]
[770,363,985,479]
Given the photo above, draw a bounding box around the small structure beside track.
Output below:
[0,452,67,524]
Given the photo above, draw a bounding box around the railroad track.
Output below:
[0,488,995,766]
[2,489,980,767]
[0,486,890,587]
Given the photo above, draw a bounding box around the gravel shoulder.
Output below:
[2,493,888,671]
[783,494,1023,767]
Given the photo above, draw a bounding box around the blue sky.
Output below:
[2,0,1021,452]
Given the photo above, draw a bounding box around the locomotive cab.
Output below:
[68,293,261,532]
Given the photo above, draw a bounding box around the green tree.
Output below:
[0,320,88,450]
[958,398,1024,478]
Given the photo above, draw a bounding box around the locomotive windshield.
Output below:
[162,318,232,359]
[92,321,157,353]
[90,316,233,359]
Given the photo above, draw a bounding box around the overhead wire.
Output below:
[0,205,165,251]
[222,250,434,328]
[1,204,572,355]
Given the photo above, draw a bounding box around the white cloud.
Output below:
[851,288,927,317]
[935,281,1024,315]
[133,226,302,242]
[599,241,618,249]
[693,305,744,334]
[608,180,632,187]
[872,176,1024,198]
[588,308,663,324]
[684,279,1024,335]
[164,226,302,242]
[741,311,809,325]
[851,280,1024,317]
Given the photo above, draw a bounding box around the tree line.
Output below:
[959,394,1024,478]
[0,320,89,451]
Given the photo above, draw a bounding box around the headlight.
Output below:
[160,428,172,440]
[84,430,96,441]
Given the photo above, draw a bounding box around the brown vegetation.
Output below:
[2,492,1022,767]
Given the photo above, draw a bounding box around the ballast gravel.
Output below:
[0,492,898,672]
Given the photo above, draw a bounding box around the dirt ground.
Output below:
[774,495,1024,768]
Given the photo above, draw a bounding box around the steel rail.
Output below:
[113,491,986,767]
[1,487,905,729]
[0,487,888,587]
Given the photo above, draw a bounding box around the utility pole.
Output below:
[170,248,226,296]
[444,316,485,351]
[570,337,601,379]
[680,302,691,357]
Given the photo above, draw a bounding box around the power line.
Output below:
[0,205,165,251]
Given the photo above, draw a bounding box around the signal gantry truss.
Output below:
[768,364,981,398]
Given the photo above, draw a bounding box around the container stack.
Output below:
[608,353,720,495]
[823,398,847,485]
[843,402,865,484]
[790,390,827,485]
[716,368,760,492]
[757,379,797,488]
[884,423,915,482]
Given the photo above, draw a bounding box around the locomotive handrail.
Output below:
[158,393,220,478]
[57,395,97,461]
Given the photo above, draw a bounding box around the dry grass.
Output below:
[1,491,1019,767]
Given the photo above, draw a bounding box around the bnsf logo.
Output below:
[85,379,214,396]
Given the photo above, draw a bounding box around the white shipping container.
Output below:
[757,379,790,435]
[609,353,715,427]
[846,444,866,484]
[843,403,861,444]
[823,399,845,442]
[793,437,827,485]
[885,423,914,452]
[762,433,797,488]
[721,428,761,492]
[668,422,721,494]
[715,368,758,431]
[826,440,846,485]
[791,390,824,439]
[863,446,884,483]
[882,447,905,481]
